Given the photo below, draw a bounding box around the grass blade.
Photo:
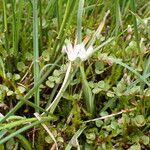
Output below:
[11,0,17,56]
[130,0,140,52]
[57,0,63,29]
[77,0,84,43]
[0,118,52,144]
[0,57,6,78]
[115,0,122,35]
[80,63,95,115]
[77,0,95,115]
[33,0,40,111]
[65,126,86,150]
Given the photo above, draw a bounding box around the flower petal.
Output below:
[62,45,67,53]
[87,46,93,55]
[66,42,73,53]
[67,43,78,61]
[62,40,94,61]
[76,43,87,61]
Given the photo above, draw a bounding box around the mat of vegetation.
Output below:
[0,0,150,149]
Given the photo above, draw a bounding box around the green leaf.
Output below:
[141,135,150,145]
[0,57,6,78]
[95,61,105,74]
[42,50,50,61]
[86,139,93,144]
[25,52,33,61]
[48,76,55,82]
[53,69,61,77]
[113,81,126,96]
[128,143,141,150]
[134,115,145,127]
[7,90,14,96]
[95,120,103,128]
[17,86,26,94]
[80,64,95,115]
[17,62,27,72]
[110,121,118,130]
[85,133,96,141]
[99,111,108,117]
[97,81,110,91]
[6,73,12,80]
[54,76,62,84]
[106,91,115,97]
[45,136,53,144]
[92,87,101,94]
[88,81,95,88]
[13,74,21,81]
[46,80,55,88]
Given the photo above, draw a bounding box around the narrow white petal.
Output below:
[68,51,77,61]
[74,43,84,53]
[62,40,93,61]
[87,46,93,55]
[67,44,79,61]
[66,42,73,53]
[62,45,67,53]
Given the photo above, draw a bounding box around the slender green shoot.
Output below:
[115,0,122,35]
[130,0,140,52]
[11,0,17,55]
[33,0,40,111]
[77,0,84,44]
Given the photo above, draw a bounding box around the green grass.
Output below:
[33,0,40,111]
[0,0,150,149]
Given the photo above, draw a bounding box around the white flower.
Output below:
[62,41,79,61]
[62,40,93,61]
[78,43,93,61]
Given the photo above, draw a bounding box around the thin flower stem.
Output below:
[42,61,72,115]
[84,108,136,123]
